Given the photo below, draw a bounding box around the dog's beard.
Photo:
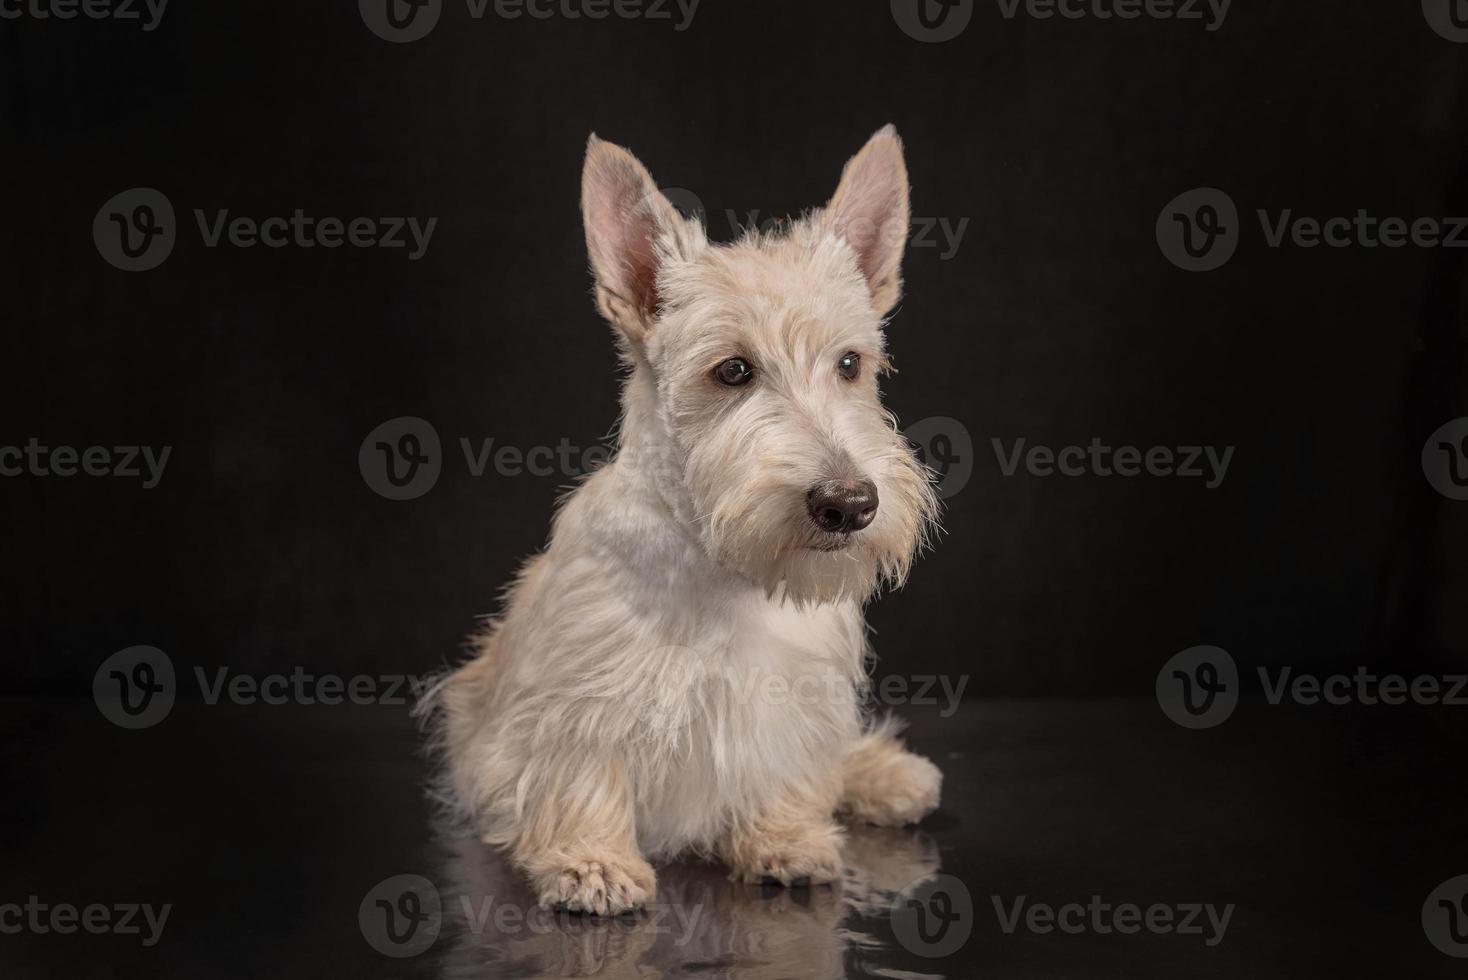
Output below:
[699,457,937,606]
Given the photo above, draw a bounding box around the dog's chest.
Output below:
[631,593,866,855]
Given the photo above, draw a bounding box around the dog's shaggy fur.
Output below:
[421,126,943,914]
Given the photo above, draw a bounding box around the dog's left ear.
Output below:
[581,135,704,344]
[822,124,911,317]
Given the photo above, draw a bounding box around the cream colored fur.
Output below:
[421,126,943,914]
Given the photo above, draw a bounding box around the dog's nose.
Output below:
[807,479,879,533]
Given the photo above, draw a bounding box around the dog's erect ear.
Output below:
[581,135,703,343]
[822,124,911,317]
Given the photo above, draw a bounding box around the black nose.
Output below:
[807,479,879,533]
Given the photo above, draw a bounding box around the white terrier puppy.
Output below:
[424,125,943,915]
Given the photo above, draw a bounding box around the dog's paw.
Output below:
[733,836,843,887]
[537,857,655,915]
[842,750,941,827]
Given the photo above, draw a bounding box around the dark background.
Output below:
[4,1,1466,697]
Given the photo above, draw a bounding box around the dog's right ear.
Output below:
[581,135,703,343]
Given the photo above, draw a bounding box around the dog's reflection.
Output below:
[434,826,941,980]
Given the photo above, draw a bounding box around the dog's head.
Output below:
[580,125,938,604]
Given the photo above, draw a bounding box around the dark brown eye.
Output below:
[714,357,754,387]
[837,352,861,381]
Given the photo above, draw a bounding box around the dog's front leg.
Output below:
[511,756,655,915]
[720,773,846,886]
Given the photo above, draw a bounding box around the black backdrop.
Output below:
[4,1,1466,696]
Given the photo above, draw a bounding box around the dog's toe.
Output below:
[539,858,655,915]
[736,840,842,887]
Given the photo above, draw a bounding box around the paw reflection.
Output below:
[433,825,943,980]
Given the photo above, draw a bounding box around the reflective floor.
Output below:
[2,696,1458,977]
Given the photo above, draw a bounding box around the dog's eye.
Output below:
[837,352,861,381]
[714,357,754,387]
